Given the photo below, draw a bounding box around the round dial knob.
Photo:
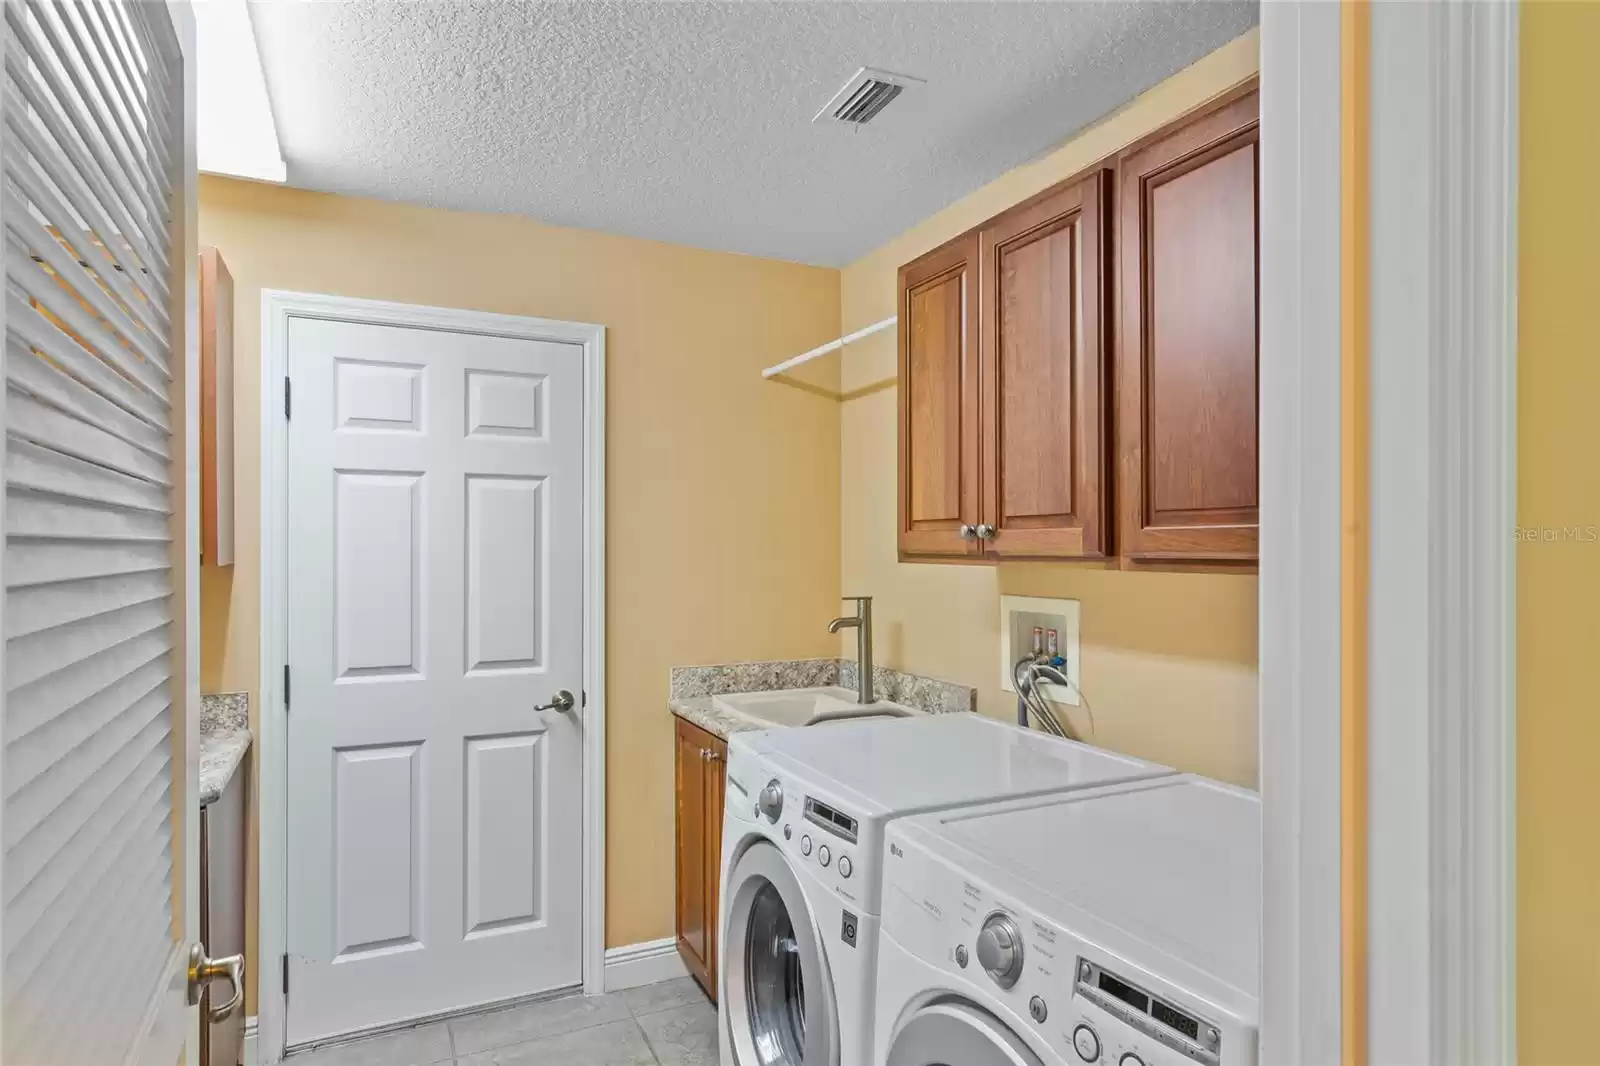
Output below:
[758,780,783,822]
[975,913,1024,987]
[1071,1025,1100,1063]
[1118,1055,1145,1066]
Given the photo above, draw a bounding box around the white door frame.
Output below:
[255,291,607,1064]
[1365,3,1518,1064]
[1260,3,1518,1064]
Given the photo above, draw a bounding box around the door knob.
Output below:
[535,690,576,713]
[187,943,244,1023]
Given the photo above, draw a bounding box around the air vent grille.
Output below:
[814,67,922,126]
[834,79,903,124]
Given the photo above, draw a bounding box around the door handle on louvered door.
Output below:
[188,943,244,1023]
[535,690,576,713]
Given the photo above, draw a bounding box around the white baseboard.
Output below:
[241,1016,259,1066]
[603,937,689,992]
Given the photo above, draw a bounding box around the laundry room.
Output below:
[16,1,1533,1065]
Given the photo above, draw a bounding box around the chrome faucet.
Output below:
[828,596,875,704]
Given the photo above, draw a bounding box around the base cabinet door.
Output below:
[1116,88,1260,565]
[674,717,726,1001]
[978,169,1113,559]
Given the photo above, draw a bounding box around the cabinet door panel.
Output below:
[979,170,1112,558]
[703,734,726,1003]
[674,718,711,990]
[1119,87,1260,564]
[898,234,981,559]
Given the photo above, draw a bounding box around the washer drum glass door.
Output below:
[886,1001,1044,1066]
[723,841,838,1065]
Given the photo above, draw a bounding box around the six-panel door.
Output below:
[285,314,586,1044]
[1117,88,1260,564]
[897,233,982,560]
[978,169,1113,559]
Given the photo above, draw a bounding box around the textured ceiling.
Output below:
[250,1,1258,267]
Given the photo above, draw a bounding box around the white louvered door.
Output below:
[0,3,199,1066]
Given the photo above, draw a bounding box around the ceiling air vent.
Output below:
[813,67,923,126]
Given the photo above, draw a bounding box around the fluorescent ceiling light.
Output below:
[196,0,285,182]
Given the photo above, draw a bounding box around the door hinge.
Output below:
[283,664,291,711]
[281,953,289,997]
[284,376,292,420]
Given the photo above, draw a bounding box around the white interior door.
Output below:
[1,2,201,1065]
[285,310,586,1044]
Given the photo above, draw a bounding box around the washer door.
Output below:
[886,1001,1044,1066]
[723,841,838,1066]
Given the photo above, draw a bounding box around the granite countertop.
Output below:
[667,659,977,742]
[199,728,251,806]
[668,694,771,742]
[199,692,252,807]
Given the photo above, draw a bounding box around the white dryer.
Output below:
[874,775,1260,1066]
[717,713,1172,1066]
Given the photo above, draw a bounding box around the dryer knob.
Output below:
[976,913,1024,988]
[1118,1055,1145,1066]
[758,780,783,822]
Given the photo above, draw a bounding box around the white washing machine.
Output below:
[873,775,1260,1066]
[717,713,1173,1066]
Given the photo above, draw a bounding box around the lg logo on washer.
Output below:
[890,842,904,858]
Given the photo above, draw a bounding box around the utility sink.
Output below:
[712,686,914,729]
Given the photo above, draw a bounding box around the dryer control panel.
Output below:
[880,826,1259,1066]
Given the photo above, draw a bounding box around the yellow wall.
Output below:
[197,177,843,1001]
[1517,4,1600,1061]
[836,31,1261,788]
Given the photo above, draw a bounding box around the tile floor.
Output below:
[287,978,717,1066]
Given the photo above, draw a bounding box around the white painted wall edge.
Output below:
[603,938,692,992]
[1258,3,1345,1063]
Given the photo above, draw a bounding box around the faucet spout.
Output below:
[830,597,874,704]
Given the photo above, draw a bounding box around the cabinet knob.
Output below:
[959,524,977,540]
[975,524,997,541]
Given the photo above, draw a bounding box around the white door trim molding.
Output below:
[1367,3,1518,1064]
[1258,4,1344,1063]
[256,291,607,1064]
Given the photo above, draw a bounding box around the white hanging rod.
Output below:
[761,315,897,379]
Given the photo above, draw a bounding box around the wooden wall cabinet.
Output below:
[1117,89,1260,565]
[897,173,1113,562]
[897,233,982,560]
[894,83,1259,569]
[979,169,1113,559]
[673,716,726,1002]
[199,247,235,566]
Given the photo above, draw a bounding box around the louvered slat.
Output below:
[0,100,171,323]
[6,293,171,429]
[1,127,169,341]
[4,597,170,689]
[4,186,168,371]
[2,769,166,980]
[7,341,170,458]
[3,12,168,272]
[7,436,170,513]
[3,3,183,1062]
[7,489,171,541]
[5,244,169,396]
[20,0,170,222]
